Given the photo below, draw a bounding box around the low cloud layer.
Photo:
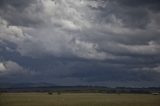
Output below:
[0,0,160,87]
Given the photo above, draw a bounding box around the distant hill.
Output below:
[0,82,160,94]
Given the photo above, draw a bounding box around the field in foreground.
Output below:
[0,93,160,106]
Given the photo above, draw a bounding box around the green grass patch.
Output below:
[0,93,160,106]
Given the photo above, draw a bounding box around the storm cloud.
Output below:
[0,0,160,87]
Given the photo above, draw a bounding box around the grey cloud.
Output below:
[0,0,33,9]
[0,0,160,86]
[103,41,160,56]
[0,0,37,26]
[0,0,109,60]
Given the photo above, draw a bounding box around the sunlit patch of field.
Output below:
[0,93,160,106]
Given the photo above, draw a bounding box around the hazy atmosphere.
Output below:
[0,0,160,87]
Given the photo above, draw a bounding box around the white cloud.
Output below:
[0,61,27,75]
[71,39,107,60]
[0,17,25,43]
[0,63,6,72]
[153,65,160,73]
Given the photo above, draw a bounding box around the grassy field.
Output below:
[0,93,160,106]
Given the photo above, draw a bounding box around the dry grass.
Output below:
[0,93,160,106]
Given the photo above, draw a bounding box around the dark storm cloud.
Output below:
[97,0,159,29]
[65,60,160,82]
[1,48,160,85]
[117,0,160,11]
[0,0,160,87]
[116,0,160,28]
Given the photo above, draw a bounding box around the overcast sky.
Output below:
[0,0,160,87]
